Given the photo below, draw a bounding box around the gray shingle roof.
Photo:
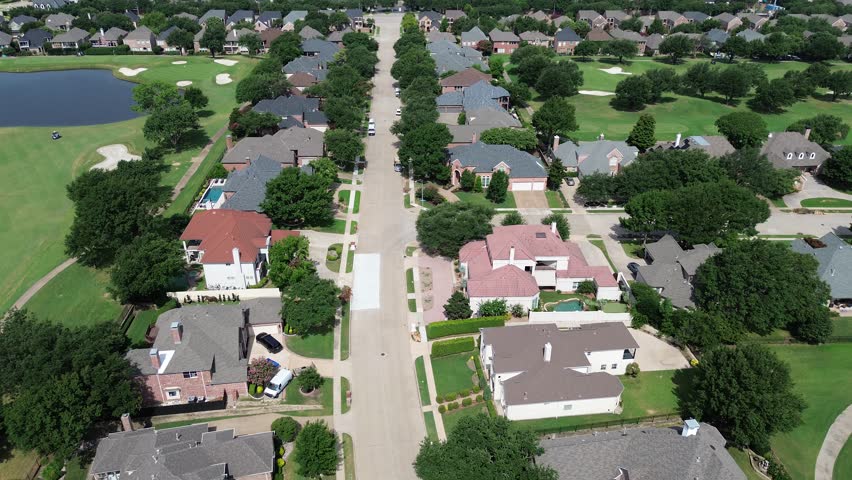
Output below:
[555,27,582,42]
[282,10,307,25]
[222,127,325,165]
[449,142,546,178]
[93,27,128,42]
[44,12,75,29]
[653,135,735,157]
[428,40,487,74]
[637,234,720,308]
[257,11,281,24]
[555,140,639,177]
[489,28,520,42]
[284,55,329,74]
[20,28,52,48]
[125,25,155,41]
[252,95,320,118]
[420,11,443,23]
[0,31,12,46]
[227,9,255,25]
[461,26,487,44]
[538,422,746,480]
[704,28,730,45]
[467,107,521,128]
[299,25,323,39]
[11,15,37,27]
[198,9,226,25]
[609,28,645,42]
[301,38,340,57]
[437,80,508,111]
[684,11,710,22]
[792,233,852,300]
[760,132,830,169]
[427,31,456,43]
[221,156,282,211]
[737,29,765,42]
[52,27,90,43]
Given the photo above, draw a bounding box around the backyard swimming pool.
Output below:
[552,299,584,312]
[202,186,223,203]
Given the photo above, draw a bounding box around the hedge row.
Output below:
[85,45,131,55]
[426,316,507,339]
[431,336,475,357]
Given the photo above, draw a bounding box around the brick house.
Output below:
[124,26,156,52]
[554,27,582,54]
[449,142,547,192]
[489,28,520,54]
[657,11,688,30]
[577,10,607,30]
[126,298,284,405]
[419,11,443,32]
[439,67,492,93]
[714,12,742,32]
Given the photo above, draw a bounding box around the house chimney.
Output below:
[551,222,557,235]
[553,134,560,151]
[509,246,515,265]
[804,127,811,140]
[170,321,182,344]
[543,342,552,362]
[768,132,773,139]
[682,418,700,437]
[100,27,105,37]
[675,132,682,147]
[149,348,161,370]
[226,134,234,150]
[121,413,133,432]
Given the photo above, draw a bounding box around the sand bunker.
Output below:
[599,67,632,75]
[579,90,615,96]
[118,67,147,77]
[214,59,238,66]
[216,73,233,85]
[176,80,193,87]
[172,60,187,65]
[91,145,141,171]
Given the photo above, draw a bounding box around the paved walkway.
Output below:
[815,405,852,480]
[11,257,77,309]
[170,122,230,201]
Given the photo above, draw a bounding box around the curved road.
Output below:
[815,405,852,480]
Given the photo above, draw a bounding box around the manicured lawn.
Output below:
[309,219,347,235]
[408,298,417,312]
[771,197,787,208]
[343,433,356,480]
[404,194,412,208]
[423,412,439,442]
[406,246,417,257]
[431,353,477,397]
[406,268,415,294]
[589,239,617,273]
[514,370,681,432]
[835,438,852,480]
[338,189,350,208]
[286,331,334,359]
[345,248,354,273]
[283,377,334,416]
[0,55,256,314]
[24,263,122,327]
[155,414,252,429]
[341,376,351,414]
[127,309,158,344]
[602,302,629,313]
[164,135,228,216]
[350,220,358,234]
[326,243,343,273]
[727,447,766,480]
[831,317,852,337]
[340,305,351,360]
[539,291,584,305]
[353,191,361,214]
[415,356,431,406]
[455,191,517,209]
[620,241,644,259]
[801,198,852,208]
[545,190,567,208]
[442,406,487,435]
[0,441,39,480]
[768,344,852,480]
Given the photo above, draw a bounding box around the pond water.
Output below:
[0,69,139,127]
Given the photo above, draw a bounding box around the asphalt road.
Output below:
[348,13,423,480]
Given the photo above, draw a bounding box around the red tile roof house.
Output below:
[459,225,620,312]
[180,210,298,289]
[489,29,520,54]
[125,298,283,406]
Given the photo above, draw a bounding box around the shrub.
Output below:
[431,336,476,357]
[510,303,525,317]
[297,366,323,392]
[476,394,484,402]
[438,404,446,413]
[279,446,285,456]
[435,394,444,403]
[277,458,286,468]
[485,400,497,417]
[472,385,481,393]
[462,397,473,407]
[576,280,596,295]
[459,389,470,397]
[272,417,301,443]
[625,362,640,377]
[41,459,63,480]
[249,383,256,394]
[477,298,508,317]
[418,184,445,205]
[426,316,507,339]
[444,392,457,401]
[448,401,459,410]
[248,357,278,386]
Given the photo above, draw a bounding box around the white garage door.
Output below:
[532,182,546,191]
[512,182,532,191]
[250,324,280,336]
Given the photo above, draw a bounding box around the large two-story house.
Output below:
[635,234,721,308]
[222,127,325,171]
[760,131,830,173]
[449,143,547,192]
[553,136,639,177]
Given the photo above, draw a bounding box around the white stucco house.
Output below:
[459,225,620,312]
[179,210,298,289]
[480,322,639,421]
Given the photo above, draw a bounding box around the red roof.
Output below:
[439,68,492,88]
[271,229,300,244]
[467,265,540,298]
[180,210,272,264]
[562,241,617,287]
[485,225,571,261]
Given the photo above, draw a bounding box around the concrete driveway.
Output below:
[419,254,455,324]
[206,413,333,436]
[514,191,548,209]
[249,333,334,377]
[783,173,852,208]
[629,328,690,371]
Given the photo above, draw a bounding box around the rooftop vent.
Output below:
[535,232,546,238]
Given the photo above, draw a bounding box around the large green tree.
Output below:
[715,112,768,149]
[324,129,364,169]
[415,414,556,480]
[444,290,473,320]
[787,115,850,148]
[531,97,578,143]
[200,18,226,57]
[681,62,718,98]
[294,421,339,478]
[268,235,315,290]
[714,66,752,104]
[416,203,495,257]
[603,39,638,63]
[485,170,509,204]
[132,81,182,113]
[281,272,340,334]
[820,146,852,189]
[239,32,263,56]
[235,72,291,104]
[541,213,569,239]
[534,62,583,98]
[109,233,184,304]
[626,114,656,151]
[613,75,653,110]
[718,148,797,199]
[683,344,805,452]
[516,54,552,86]
[143,101,200,148]
[621,189,671,243]
[399,122,452,182]
[658,35,693,64]
[261,168,334,227]
[480,128,538,151]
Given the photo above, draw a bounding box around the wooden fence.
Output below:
[531,413,682,436]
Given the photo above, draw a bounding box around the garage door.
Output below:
[532,182,545,191]
[250,324,281,336]
[512,182,532,191]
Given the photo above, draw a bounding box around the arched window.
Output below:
[787,153,793,159]
[798,153,805,159]
[810,153,816,159]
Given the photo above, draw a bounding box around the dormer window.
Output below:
[786,153,793,159]
[810,153,816,159]
[798,153,804,159]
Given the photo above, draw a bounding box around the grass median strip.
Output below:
[588,239,618,273]
[415,356,431,406]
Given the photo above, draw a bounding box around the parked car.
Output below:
[394,87,400,97]
[255,332,283,353]
[394,163,403,172]
[264,368,294,398]
[564,177,575,186]
[396,108,401,116]
[368,127,376,136]
[627,262,640,277]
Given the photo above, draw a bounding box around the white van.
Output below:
[264,368,294,398]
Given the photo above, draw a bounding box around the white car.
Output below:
[396,108,401,116]
[264,368,294,398]
[394,87,400,97]
[368,118,375,126]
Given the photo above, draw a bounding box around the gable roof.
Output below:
[657,10,686,22]
[284,55,329,74]
[645,33,665,49]
[609,28,645,42]
[179,210,272,265]
[327,26,352,42]
[174,12,198,21]
[419,11,443,23]
[466,107,521,128]
[519,30,551,42]
[257,11,281,24]
[445,9,466,20]
[20,28,52,47]
[637,234,721,308]
[287,71,320,87]
[437,79,508,110]
[586,29,613,41]
[52,27,90,43]
[345,8,364,19]
[253,94,320,117]
[427,30,457,43]
[791,233,852,300]
[221,156,283,211]
[44,12,75,28]
[449,142,546,179]
[93,27,128,42]
[578,10,604,21]
[299,25,323,39]
[440,67,492,88]
[555,139,639,176]
[10,15,37,26]
[489,28,520,42]
[704,28,730,44]
[125,25,155,41]
[737,29,765,42]
[222,127,324,165]
[301,38,340,57]
[157,25,177,42]
[684,11,710,22]
[282,10,308,25]
[428,40,487,74]
[0,31,11,45]
[225,28,254,42]
[605,10,631,20]
[461,26,487,43]
[555,27,582,42]
[198,9,226,25]
[228,9,255,25]
[760,132,830,169]
[654,135,735,157]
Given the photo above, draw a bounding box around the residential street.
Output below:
[347,13,423,480]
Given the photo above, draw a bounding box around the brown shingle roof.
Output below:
[439,67,492,88]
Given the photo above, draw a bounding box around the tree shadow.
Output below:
[672,368,698,417]
[178,129,211,152]
[197,109,215,118]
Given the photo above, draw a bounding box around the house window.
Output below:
[525,266,533,272]
[481,176,491,188]
[612,364,617,369]
[787,153,793,159]
[600,364,607,370]
[809,153,816,159]
[563,404,573,410]
[572,282,581,290]
[183,371,198,379]
[798,153,805,159]
[165,388,181,399]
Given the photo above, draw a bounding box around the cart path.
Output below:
[11,257,77,310]
[815,405,852,480]
[170,122,230,201]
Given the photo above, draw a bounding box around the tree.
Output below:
[547,157,566,190]
[626,114,656,151]
[344,44,380,78]
[714,66,752,105]
[229,110,280,138]
[297,365,323,392]
[787,115,850,148]
[281,273,340,335]
[414,414,556,480]
[477,298,508,317]
[820,146,852,189]
[824,70,852,101]
[416,203,495,257]
[719,149,797,199]
[261,168,334,227]
[532,97,578,143]
[65,159,169,267]
[268,32,303,64]
[183,86,208,110]
[616,149,726,201]
[681,62,718,98]
[324,129,364,169]
[658,35,693,64]
[630,282,671,329]
[647,18,666,35]
[235,73,291,104]
[643,68,679,103]
[802,32,845,61]
[401,13,418,33]
[200,18,226,57]
[473,176,483,193]
[501,211,525,226]
[307,158,338,186]
[715,112,768,149]
[294,421,339,479]
[140,11,167,32]
[268,235,315,290]
[721,35,751,63]
[460,170,476,191]
[133,81,182,113]
[143,101,200,148]
[239,32,263,56]
[694,240,832,341]
[620,17,643,32]
[272,416,301,443]
[485,170,509,204]
[510,44,555,65]
[684,344,805,451]
[576,173,616,204]
[399,122,452,182]
[444,291,473,320]
[612,75,653,110]
[603,39,638,63]
[166,28,194,53]
[621,190,672,243]
[343,32,378,51]
[783,70,817,99]
[479,128,537,151]
[323,96,364,131]
[535,62,584,98]
[392,49,436,89]
[516,54,552,86]
[750,78,796,113]
[109,233,184,304]
[541,213,569,239]
[573,40,600,57]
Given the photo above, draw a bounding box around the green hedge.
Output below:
[431,337,475,357]
[426,316,507,339]
[85,45,131,55]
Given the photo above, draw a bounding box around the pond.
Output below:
[0,69,139,127]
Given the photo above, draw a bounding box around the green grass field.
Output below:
[800,198,852,208]
[343,433,356,480]
[835,439,852,480]
[431,353,477,397]
[727,447,765,480]
[455,191,517,209]
[341,376,351,414]
[415,356,431,406]
[285,331,334,359]
[768,344,852,480]
[0,55,255,318]
[442,406,487,435]
[326,243,343,273]
[423,411,439,442]
[283,377,333,416]
[23,263,122,326]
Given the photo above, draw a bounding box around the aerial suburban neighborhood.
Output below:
[0,0,851,479]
